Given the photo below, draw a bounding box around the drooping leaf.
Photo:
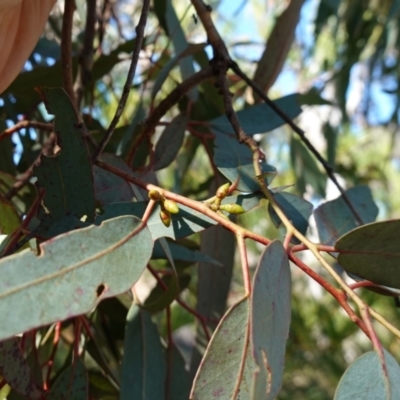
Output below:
[334,349,400,399]
[33,87,95,236]
[47,358,88,400]
[93,154,137,205]
[315,186,378,246]
[0,338,44,399]
[0,216,152,340]
[190,298,250,399]
[335,220,400,289]
[253,0,305,94]
[268,192,313,242]
[250,240,291,400]
[120,305,166,400]
[168,345,191,400]
[142,272,190,313]
[154,114,188,170]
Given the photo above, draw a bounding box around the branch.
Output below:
[91,0,151,162]
[126,66,214,164]
[61,0,77,106]
[230,62,363,224]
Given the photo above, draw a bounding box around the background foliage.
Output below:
[1,0,400,399]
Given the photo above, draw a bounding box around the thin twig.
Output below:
[91,0,151,162]
[74,0,97,106]
[231,62,363,224]
[126,66,214,164]
[61,0,77,106]
[236,234,251,294]
[0,121,52,141]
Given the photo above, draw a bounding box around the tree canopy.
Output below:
[1,0,400,399]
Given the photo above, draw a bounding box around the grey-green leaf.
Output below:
[315,186,378,246]
[250,240,291,400]
[47,358,88,400]
[334,349,400,399]
[335,220,400,289]
[120,305,166,400]
[190,298,250,399]
[0,216,152,340]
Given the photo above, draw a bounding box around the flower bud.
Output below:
[163,199,179,214]
[148,189,162,201]
[159,209,171,227]
[219,203,245,214]
[216,183,230,200]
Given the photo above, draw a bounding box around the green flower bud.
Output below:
[163,199,180,214]
[216,183,230,200]
[159,208,171,227]
[219,203,245,214]
[148,189,162,201]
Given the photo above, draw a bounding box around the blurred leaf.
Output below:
[120,305,166,400]
[209,94,302,136]
[143,272,190,313]
[152,240,222,266]
[253,0,305,94]
[336,220,400,288]
[298,87,333,106]
[190,298,250,399]
[323,122,338,166]
[34,88,95,236]
[0,338,43,399]
[0,118,15,175]
[47,358,88,400]
[290,135,326,197]
[151,43,207,101]
[334,349,400,399]
[251,240,291,399]
[154,114,188,170]
[268,192,313,242]
[315,186,378,246]
[0,216,152,340]
[0,196,20,234]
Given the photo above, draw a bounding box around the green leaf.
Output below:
[336,220,400,288]
[268,192,313,242]
[152,240,222,266]
[0,338,44,399]
[154,114,188,170]
[47,358,88,400]
[34,88,95,235]
[209,94,302,135]
[190,298,250,399]
[0,216,152,340]
[315,186,378,246]
[250,240,291,400]
[142,272,190,313]
[168,345,191,400]
[0,196,20,234]
[213,131,277,192]
[120,305,166,400]
[93,154,137,205]
[334,349,400,399]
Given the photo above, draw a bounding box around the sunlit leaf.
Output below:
[334,349,400,399]
[0,216,152,340]
[315,186,378,246]
[250,240,291,400]
[336,220,400,288]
